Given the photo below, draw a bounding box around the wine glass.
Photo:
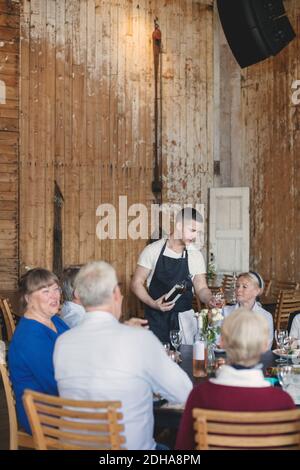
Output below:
[170,329,182,360]
[277,365,292,390]
[275,329,288,363]
[213,289,225,309]
[212,289,226,320]
[282,336,294,356]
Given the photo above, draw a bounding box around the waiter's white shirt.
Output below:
[53,311,192,450]
[137,238,206,287]
[223,302,274,350]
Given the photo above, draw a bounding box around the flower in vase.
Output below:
[207,262,217,281]
[195,308,224,345]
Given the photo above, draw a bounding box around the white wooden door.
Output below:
[209,187,249,274]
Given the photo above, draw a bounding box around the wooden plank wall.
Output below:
[163,0,214,212]
[216,0,300,283]
[18,0,214,315]
[0,0,19,291]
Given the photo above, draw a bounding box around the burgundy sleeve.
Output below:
[175,390,199,450]
[277,390,297,409]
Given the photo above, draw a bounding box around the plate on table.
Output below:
[272,349,300,359]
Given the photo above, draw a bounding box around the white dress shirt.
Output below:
[290,314,300,340]
[223,302,274,349]
[60,301,86,328]
[53,311,192,450]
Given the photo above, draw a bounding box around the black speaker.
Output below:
[217,0,296,68]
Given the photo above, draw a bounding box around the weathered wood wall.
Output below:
[5,0,297,305]
[215,0,300,283]
[0,0,19,291]
[17,0,213,314]
[163,0,214,209]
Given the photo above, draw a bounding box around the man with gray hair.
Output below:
[60,265,85,328]
[60,264,149,329]
[53,261,192,450]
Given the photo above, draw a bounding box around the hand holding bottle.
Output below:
[154,294,175,312]
[163,282,187,303]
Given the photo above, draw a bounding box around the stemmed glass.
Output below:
[170,330,182,361]
[212,289,226,327]
[274,329,288,363]
[213,290,226,309]
[277,365,293,390]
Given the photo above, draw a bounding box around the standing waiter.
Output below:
[131,208,214,343]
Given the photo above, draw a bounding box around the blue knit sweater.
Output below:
[8,315,69,433]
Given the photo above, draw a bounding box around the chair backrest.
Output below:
[221,274,236,303]
[263,279,272,298]
[274,290,300,330]
[0,297,17,341]
[0,359,18,449]
[23,390,126,450]
[221,274,234,291]
[271,281,299,300]
[193,408,300,450]
[0,345,33,449]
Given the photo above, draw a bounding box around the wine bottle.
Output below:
[193,315,207,377]
[163,281,186,303]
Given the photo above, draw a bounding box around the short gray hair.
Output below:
[221,308,269,367]
[61,265,82,301]
[74,261,118,308]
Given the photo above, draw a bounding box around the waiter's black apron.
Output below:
[144,241,193,343]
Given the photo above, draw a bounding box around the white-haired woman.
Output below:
[176,308,295,450]
[222,271,274,349]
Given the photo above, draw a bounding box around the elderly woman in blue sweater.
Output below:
[8,268,69,433]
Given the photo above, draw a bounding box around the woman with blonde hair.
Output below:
[223,271,274,349]
[176,308,295,450]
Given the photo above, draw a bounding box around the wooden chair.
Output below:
[221,274,236,303]
[0,348,34,449]
[23,390,126,450]
[193,408,300,450]
[207,285,223,296]
[271,281,299,302]
[263,279,272,298]
[0,297,17,341]
[274,290,300,330]
[221,274,234,291]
